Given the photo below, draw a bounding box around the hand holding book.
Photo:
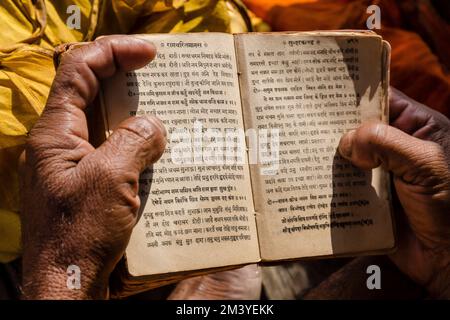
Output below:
[19,35,166,299]
[339,88,450,299]
[18,34,450,300]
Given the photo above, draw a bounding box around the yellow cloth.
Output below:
[0,0,263,263]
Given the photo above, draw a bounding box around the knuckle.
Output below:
[117,116,167,162]
[52,61,97,105]
[125,116,164,142]
[426,118,442,135]
[123,189,141,214]
[94,39,111,56]
[60,45,88,67]
[88,159,141,211]
[91,156,138,190]
[59,68,87,98]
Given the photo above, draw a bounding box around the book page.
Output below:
[102,33,260,276]
[235,32,394,261]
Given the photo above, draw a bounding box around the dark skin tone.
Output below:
[339,88,450,298]
[20,35,166,299]
[19,35,450,299]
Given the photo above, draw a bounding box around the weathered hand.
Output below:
[20,35,166,299]
[169,265,262,300]
[338,88,450,298]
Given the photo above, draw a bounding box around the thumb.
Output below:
[338,122,445,184]
[94,115,166,174]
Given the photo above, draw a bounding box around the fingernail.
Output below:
[133,35,155,46]
[338,129,355,159]
[144,115,167,138]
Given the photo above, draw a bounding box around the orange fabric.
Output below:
[243,0,450,117]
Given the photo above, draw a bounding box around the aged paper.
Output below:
[102,33,260,276]
[235,32,394,261]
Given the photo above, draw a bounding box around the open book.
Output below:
[100,31,394,297]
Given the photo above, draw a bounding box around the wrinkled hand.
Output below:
[338,88,450,298]
[20,36,166,299]
[169,265,262,300]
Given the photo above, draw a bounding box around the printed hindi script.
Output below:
[236,34,394,260]
[103,33,395,273]
[104,34,260,275]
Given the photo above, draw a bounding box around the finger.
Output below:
[52,35,156,109]
[30,35,156,156]
[338,122,444,184]
[389,87,450,140]
[92,115,167,175]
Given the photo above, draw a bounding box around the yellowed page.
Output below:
[235,32,394,261]
[102,33,260,276]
